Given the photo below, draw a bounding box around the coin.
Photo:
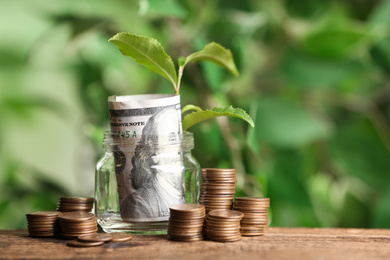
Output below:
[78,233,113,242]
[208,210,244,219]
[26,211,61,218]
[168,234,204,242]
[202,168,236,172]
[59,197,95,203]
[168,203,205,241]
[59,212,95,221]
[67,239,104,247]
[111,233,133,242]
[170,204,205,212]
[234,197,270,206]
[206,235,242,242]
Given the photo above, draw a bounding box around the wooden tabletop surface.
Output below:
[1,227,390,259]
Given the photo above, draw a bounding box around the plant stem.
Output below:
[176,65,184,94]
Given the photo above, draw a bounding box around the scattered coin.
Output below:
[67,239,104,247]
[78,233,113,242]
[111,233,133,242]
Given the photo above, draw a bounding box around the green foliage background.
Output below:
[1,0,390,229]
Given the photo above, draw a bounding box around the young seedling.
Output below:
[109,32,254,130]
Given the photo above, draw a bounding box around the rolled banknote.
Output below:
[108,94,184,222]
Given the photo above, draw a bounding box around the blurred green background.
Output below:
[1,0,390,229]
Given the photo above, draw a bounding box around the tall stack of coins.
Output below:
[58,211,98,239]
[26,211,60,237]
[199,168,236,214]
[204,209,244,242]
[168,204,205,242]
[233,197,270,236]
[57,197,94,212]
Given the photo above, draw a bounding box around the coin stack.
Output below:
[168,204,205,242]
[26,211,61,237]
[233,197,270,236]
[58,211,98,239]
[204,209,244,242]
[199,168,236,214]
[57,197,94,212]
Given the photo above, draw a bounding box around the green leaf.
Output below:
[109,33,178,92]
[181,104,203,114]
[180,42,239,76]
[182,106,254,131]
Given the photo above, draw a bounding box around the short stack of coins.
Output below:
[233,197,270,236]
[168,204,205,242]
[199,168,236,214]
[26,211,60,237]
[204,209,244,242]
[57,197,94,212]
[58,211,98,239]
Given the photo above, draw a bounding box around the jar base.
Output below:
[97,213,168,235]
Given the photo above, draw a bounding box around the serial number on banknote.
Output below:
[112,131,137,138]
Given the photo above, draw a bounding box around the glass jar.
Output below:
[95,132,200,234]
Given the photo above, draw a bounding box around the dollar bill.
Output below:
[108,94,185,222]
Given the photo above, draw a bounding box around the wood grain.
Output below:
[2,228,390,259]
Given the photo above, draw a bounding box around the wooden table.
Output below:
[1,227,390,259]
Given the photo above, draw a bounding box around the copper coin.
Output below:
[169,218,205,225]
[234,207,268,212]
[199,195,234,200]
[60,197,95,203]
[208,210,244,219]
[201,180,237,184]
[169,235,204,242]
[202,168,235,171]
[26,211,60,217]
[111,233,133,242]
[241,212,269,219]
[168,223,204,229]
[205,222,240,228]
[235,197,270,205]
[59,212,95,222]
[29,233,55,237]
[170,204,205,212]
[67,239,104,247]
[78,233,113,242]
[205,225,240,231]
[199,201,233,206]
[206,236,242,242]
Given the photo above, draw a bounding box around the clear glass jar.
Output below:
[95,132,200,234]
